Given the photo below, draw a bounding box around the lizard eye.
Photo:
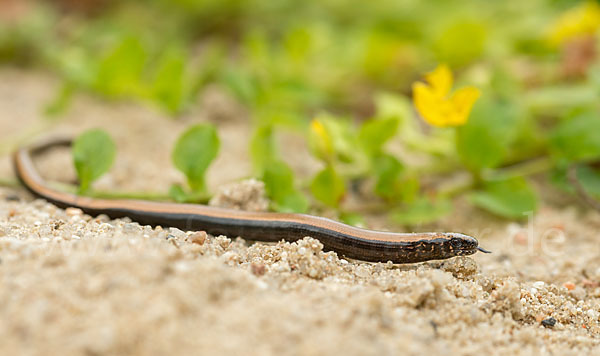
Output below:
[450,238,462,248]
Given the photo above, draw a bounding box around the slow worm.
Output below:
[13,138,490,263]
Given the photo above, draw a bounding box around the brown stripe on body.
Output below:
[12,140,484,264]
[14,147,441,244]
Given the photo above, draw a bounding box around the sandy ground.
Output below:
[1,69,600,355]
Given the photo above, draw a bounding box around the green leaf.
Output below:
[168,183,208,203]
[391,197,452,225]
[276,191,309,213]
[470,177,537,219]
[372,153,411,201]
[151,46,187,114]
[283,26,313,62]
[572,165,600,199]
[456,96,520,171]
[373,92,411,124]
[434,20,487,67]
[550,111,600,162]
[260,109,307,131]
[549,165,572,193]
[374,92,422,147]
[310,165,346,208]
[168,184,188,203]
[553,164,600,199]
[362,31,410,82]
[250,125,277,175]
[72,129,116,193]
[308,114,357,164]
[54,45,96,88]
[339,212,366,227]
[172,124,220,193]
[358,116,399,156]
[222,68,258,105]
[95,36,146,97]
[44,82,74,117]
[262,160,308,213]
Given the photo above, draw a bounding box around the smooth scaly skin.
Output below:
[12,139,490,263]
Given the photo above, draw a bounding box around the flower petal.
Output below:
[425,64,453,97]
[309,118,334,160]
[549,1,600,45]
[448,86,481,126]
[413,82,446,127]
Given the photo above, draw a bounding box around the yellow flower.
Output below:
[412,64,480,128]
[309,118,334,161]
[549,1,600,46]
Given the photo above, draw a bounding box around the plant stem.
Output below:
[437,177,474,199]
[485,156,554,181]
[89,191,173,201]
[438,156,555,198]
[50,182,173,201]
[525,85,597,113]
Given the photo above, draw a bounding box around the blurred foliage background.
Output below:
[1,0,600,225]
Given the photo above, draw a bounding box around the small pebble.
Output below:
[586,309,597,319]
[168,227,187,239]
[355,265,371,278]
[569,287,587,301]
[94,214,110,223]
[541,317,556,328]
[222,251,238,263]
[189,231,207,245]
[123,223,140,234]
[533,281,545,289]
[251,263,266,276]
[563,282,576,291]
[65,207,83,216]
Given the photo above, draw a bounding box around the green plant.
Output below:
[250,124,308,213]
[171,124,220,201]
[3,0,598,227]
[72,129,116,193]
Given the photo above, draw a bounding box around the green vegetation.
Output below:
[3,0,600,225]
[171,124,220,199]
[72,129,116,193]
